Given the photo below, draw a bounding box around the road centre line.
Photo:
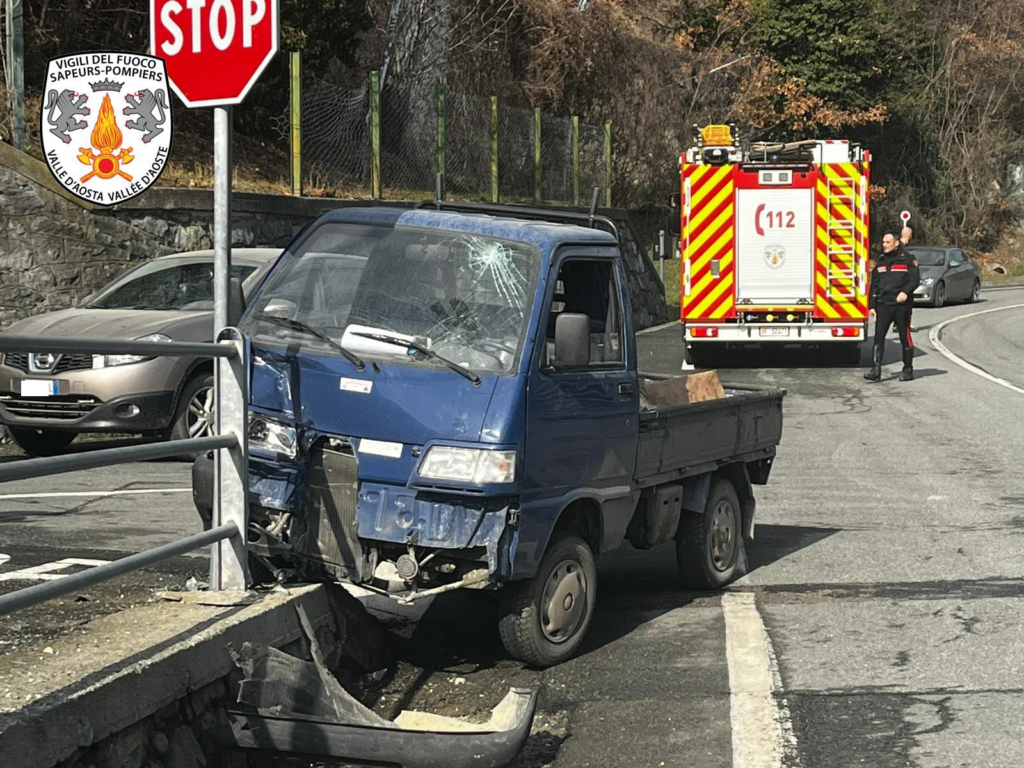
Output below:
[929,304,1024,396]
[0,488,191,500]
[723,591,794,768]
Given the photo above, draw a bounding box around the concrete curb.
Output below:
[0,584,375,768]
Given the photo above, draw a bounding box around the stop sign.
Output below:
[150,0,279,107]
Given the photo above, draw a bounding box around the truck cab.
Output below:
[194,203,785,666]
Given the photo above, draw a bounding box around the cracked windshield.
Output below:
[243,223,540,373]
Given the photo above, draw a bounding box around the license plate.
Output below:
[760,327,790,337]
[21,379,57,397]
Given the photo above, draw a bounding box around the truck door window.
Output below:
[545,260,623,369]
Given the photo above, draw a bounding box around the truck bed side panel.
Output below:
[636,386,784,486]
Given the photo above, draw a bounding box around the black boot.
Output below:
[863,343,882,381]
[900,369,914,381]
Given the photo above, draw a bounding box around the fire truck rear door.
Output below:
[735,188,815,304]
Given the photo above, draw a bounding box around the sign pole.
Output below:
[213,105,232,334]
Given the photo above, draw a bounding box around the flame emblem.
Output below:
[77,94,134,182]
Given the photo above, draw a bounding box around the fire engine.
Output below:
[678,124,870,366]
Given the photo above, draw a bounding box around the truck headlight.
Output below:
[249,415,297,459]
[920,277,935,287]
[105,333,171,366]
[419,447,517,484]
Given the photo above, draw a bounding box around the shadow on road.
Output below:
[377,522,839,680]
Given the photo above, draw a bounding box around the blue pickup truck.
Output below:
[193,203,785,667]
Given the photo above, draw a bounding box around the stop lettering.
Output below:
[150,0,279,107]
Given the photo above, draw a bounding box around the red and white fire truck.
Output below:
[678,125,871,366]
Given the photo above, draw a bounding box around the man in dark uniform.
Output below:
[866,231,920,382]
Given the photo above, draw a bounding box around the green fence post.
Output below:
[604,121,612,208]
[533,107,542,205]
[490,96,499,203]
[289,51,302,197]
[572,116,580,206]
[436,82,446,198]
[370,70,381,199]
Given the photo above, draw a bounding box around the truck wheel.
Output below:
[7,428,76,457]
[498,532,597,667]
[677,478,741,590]
[686,343,709,369]
[839,342,862,365]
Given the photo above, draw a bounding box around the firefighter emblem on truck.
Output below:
[41,52,172,206]
[764,245,786,269]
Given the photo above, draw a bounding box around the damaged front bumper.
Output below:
[193,444,518,596]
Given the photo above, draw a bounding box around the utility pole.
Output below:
[5,0,25,150]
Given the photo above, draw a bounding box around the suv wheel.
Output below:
[169,373,215,443]
[7,428,76,457]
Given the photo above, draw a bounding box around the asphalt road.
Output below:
[2,289,1024,767]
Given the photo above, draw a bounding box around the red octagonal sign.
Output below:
[150,0,279,108]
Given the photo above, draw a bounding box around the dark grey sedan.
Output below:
[908,246,982,308]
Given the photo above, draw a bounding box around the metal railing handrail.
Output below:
[0,434,235,483]
[0,523,240,616]
[0,330,250,609]
[0,336,238,358]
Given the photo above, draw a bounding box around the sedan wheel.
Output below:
[969,279,981,303]
[932,281,945,308]
[187,386,215,438]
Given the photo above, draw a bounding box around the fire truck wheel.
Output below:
[677,478,741,590]
[686,343,712,369]
[932,281,946,308]
[839,343,862,365]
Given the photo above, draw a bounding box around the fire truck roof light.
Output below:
[700,125,734,146]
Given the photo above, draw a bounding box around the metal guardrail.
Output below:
[0,330,250,616]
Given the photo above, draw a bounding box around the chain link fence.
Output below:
[275,69,609,203]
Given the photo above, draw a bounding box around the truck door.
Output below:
[520,252,639,567]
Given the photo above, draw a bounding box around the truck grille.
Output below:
[294,440,367,580]
[0,394,100,420]
[3,353,94,374]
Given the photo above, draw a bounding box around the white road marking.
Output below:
[0,488,190,500]
[929,304,1024,396]
[0,557,111,582]
[0,553,9,566]
[637,319,681,335]
[723,591,796,768]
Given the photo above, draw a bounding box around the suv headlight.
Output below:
[105,333,172,367]
[418,446,516,484]
[249,415,297,459]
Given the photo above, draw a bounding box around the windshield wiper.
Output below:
[253,313,366,371]
[349,331,481,386]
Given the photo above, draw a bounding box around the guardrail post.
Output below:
[604,121,613,208]
[370,70,381,199]
[490,95,499,203]
[289,51,302,197]
[572,115,580,206]
[212,329,248,590]
[436,81,446,199]
[533,107,542,205]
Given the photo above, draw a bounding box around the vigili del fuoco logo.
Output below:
[41,52,172,206]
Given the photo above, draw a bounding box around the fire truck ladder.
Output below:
[825,177,858,300]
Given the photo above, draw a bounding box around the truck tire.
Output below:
[686,343,711,369]
[839,342,862,365]
[7,428,76,457]
[498,532,597,667]
[676,478,742,590]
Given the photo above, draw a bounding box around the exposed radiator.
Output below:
[293,441,368,581]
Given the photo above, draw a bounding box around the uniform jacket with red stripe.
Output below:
[869,244,920,308]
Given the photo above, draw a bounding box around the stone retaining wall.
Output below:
[0,142,670,329]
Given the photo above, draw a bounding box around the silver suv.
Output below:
[0,248,279,457]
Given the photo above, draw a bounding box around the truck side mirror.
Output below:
[554,313,590,368]
[667,194,682,237]
[228,277,246,326]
